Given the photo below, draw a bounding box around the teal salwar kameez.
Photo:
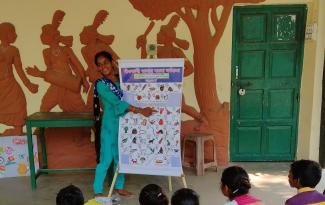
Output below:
[93,80,130,194]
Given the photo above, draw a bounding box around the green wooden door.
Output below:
[230,5,306,161]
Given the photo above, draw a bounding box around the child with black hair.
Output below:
[139,184,169,205]
[56,185,84,205]
[286,159,325,205]
[220,166,264,205]
[171,188,199,205]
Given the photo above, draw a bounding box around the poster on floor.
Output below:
[118,58,184,176]
[0,135,39,178]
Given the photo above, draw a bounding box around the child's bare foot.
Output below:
[114,189,134,197]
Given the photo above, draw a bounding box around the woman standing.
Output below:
[93,51,155,196]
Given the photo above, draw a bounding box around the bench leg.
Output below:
[39,128,48,169]
[27,124,36,190]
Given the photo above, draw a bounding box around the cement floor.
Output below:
[1,162,324,205]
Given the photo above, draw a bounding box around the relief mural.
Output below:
[0,23,38,136]
[0,0,265,166]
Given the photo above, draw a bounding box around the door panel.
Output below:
[237,127,262,154]
[240,14,267,42]
[266,126,292,155]
[268,89,294,119]
[231,5,306,161]
[240,51,266,78]
[239,89,264,119]
[270,50,297,77]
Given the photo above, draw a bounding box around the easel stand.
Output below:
[168,174,187,192]
[107,166,187,198]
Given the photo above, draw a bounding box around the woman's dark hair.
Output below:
[139,184,169,205]
[171,188,199,205]
[221,166,251,200]
[94,50,113,66]
[290,159,322,188]
[56,185,84,205]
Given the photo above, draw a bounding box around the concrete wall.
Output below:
[299,0,325,160]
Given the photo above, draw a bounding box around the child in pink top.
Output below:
[220,166,264,205]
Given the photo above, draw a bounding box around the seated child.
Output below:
[286,159,325,205]
[220,166,264,205]
[56,184,84,205]
[171,188,199,205]
[139,184,169,205]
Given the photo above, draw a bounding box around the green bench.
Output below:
[26,112,95,190]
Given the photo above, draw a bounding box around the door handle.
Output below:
[238,88,246,96]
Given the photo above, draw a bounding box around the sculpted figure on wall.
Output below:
[0,22,38,136]
[130,0,265,164]
[79,10,120,111]
[26,10,89,112]
[137,15,207,126]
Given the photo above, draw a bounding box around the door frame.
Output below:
[230,4,307,161]
[319,52,325,167]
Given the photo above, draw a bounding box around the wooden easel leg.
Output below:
[108,166,119,198]
[181,174,187,188]
[169,172,187,192]
[168,176,172,192]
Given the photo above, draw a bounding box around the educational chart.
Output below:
[0,135,39,178]
[118,58,184,176]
